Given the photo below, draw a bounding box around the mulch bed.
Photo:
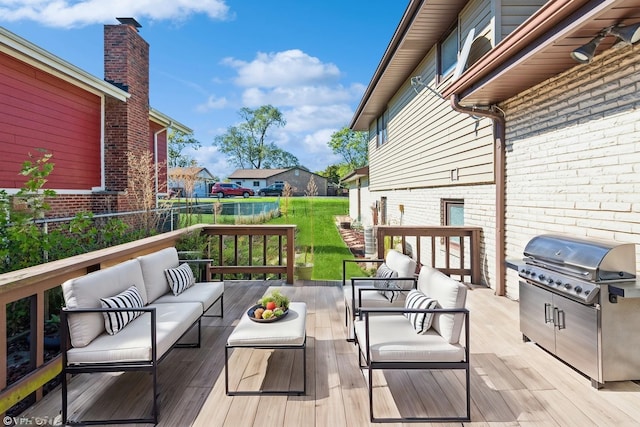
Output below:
[336,221,365,258]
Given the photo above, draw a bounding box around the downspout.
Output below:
[154,122,172,208]
[450,95,507,296]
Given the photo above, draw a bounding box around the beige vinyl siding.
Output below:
[500,0,547,40]
[368,48,494,192]
[460,0,494,64]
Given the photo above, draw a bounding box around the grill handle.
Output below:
[555,308,567,330]
[544,303,553,324]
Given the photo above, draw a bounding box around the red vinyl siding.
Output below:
[0,51,102,190]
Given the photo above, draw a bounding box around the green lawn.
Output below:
[176,197,366,280]
[267,197,365,280]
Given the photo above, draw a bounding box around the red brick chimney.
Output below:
[103,18,149,193]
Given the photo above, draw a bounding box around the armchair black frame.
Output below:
[356,306,470,423]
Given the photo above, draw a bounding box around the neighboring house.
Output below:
[341,166,373,225]
[0,19,191,218]
[168,167,217,198]
[350,0,640,298]
[228,167,328,196]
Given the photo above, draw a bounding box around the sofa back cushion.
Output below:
[416,266,467,344]
[138,247,179,302]
[62,259,147,348]
[384,249,417,290]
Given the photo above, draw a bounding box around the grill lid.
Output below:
[523,234,636,282]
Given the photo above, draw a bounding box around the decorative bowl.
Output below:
[247,304,289,323]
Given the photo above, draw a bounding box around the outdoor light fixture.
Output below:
[571,22,640,63]
[571,33,607,63]
[609,22,640,44]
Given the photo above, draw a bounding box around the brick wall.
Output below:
[501,44,640,298]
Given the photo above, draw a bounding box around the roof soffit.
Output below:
[443,0,640,105]
[350,0,468,130]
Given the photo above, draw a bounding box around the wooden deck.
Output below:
[21,280,640,426]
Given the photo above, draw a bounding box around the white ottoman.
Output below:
[225,302,306,395]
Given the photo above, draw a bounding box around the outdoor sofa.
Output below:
[60,247,223,425]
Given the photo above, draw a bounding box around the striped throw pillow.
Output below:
[375,263,400,302]
[404,289,438,334]
[164,263,195,296]
[100,286,145,335]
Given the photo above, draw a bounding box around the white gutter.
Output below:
[154,122,172,208]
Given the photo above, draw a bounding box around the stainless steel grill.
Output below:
[518,234,636,304]
[510,234,640,388]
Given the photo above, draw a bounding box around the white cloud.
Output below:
[241,84,358,108]
[284,104,354,132]
[195,94,228,112]
[223,49,340,88]
[0,0,230,28]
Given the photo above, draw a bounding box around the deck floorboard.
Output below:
[20,280,640,426]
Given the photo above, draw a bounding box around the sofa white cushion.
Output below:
[164,263,195,296]
[416,266,468,344]
[100,286,145,335]
[404,289,438,334]
[138,247,179,302]
[66,302,203,365]
[153,281,224,312]
[62,259,148,348]
[354,315,465,363]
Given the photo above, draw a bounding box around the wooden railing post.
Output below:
[286,226,295,284]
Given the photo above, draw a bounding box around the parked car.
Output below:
[258,183,285,196]
[210,182,254,198]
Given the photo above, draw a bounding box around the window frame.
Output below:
[441,198,464,247]
[438,25,459,82]
[376,110,389,147]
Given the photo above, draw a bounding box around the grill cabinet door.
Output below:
[553,295,599,380]
[519,281,556,351]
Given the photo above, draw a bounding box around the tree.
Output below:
[328,126,368,169]
[213,105,299,169]
[168,129,201,168]
[317,164,343,185]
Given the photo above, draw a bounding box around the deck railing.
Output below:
[375,225,483,285]
[0,223,295,415]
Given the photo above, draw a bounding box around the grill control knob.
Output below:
[564,283,572,290]
[575,286,582,294]
[584,289,591,295]
[555,280,562,286]
[538,274,546,281]
[547,278,554,284]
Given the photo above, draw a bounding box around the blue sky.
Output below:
[0,0,407,179]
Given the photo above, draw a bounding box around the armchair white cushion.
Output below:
[354,264,469,422]
[417,265,467,343]
[343,249,417,340]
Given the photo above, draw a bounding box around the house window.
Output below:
[439,26,459,79]
[376,110,388,147]
[253,181,260,187]
[442,199,464,245]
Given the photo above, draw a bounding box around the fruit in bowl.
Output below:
[251,290,290,320]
